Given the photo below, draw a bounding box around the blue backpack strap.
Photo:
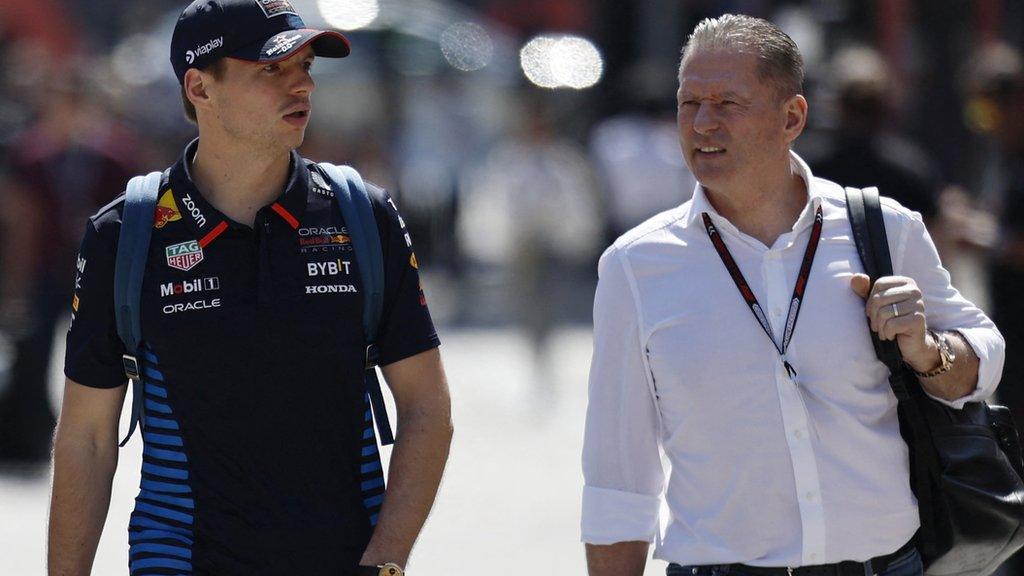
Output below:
[316,163,393,445]
[113,171,162,447]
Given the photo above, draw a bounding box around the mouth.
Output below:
[284,110,310,120]
[695,146,726,156]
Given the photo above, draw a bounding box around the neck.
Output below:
[190,130,292,227]
[704,160,808,247]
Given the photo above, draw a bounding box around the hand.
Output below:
[850,273,939,372]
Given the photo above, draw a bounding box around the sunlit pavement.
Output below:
[0,326,667,576]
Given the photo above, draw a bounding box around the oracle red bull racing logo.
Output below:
[154,190,182,229]
[165,240,204,272]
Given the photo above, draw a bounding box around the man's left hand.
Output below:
[850,273,940,372]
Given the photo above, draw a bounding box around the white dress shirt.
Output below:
[581,152,1005,567]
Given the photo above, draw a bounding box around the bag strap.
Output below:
[845,186,942,560]
[113,171,162,447]
[316,162,393,446]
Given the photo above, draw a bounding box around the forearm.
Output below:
[48,435,119,576]
[360,410,453,566]
[586,541,649,576]
[909,330,979,401]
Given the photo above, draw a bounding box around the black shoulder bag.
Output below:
[846,186,1024,576]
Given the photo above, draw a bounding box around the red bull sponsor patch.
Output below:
[166,240,204,272]
[154,190,183,229]
[256,0,297,18]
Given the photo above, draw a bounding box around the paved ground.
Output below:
[0,326,667,575]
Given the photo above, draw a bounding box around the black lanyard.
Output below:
[701,206,824,379]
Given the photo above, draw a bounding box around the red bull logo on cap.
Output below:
[154,190,183,229]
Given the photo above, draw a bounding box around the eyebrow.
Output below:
[679,90,745,100]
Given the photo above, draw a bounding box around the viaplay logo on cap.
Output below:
[256,0,298,18]
[185,36,224,64]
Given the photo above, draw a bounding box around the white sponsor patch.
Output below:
[305,284,357,294]
[299,226,345,237]
[160,277,220,298]
[163,298,221,315]
[180,194,207,228]
[185,36,223,64]
[265,33,303,57]
[306,260,351,276]
[255,0,298,18]
[166,240,204,272]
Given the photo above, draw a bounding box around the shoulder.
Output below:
[598,203,688,277]
[811,175,925,247]
[610,203,688,252]
[87,169,173,243]
[812,175,924,230]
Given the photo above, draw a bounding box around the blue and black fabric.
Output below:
[64,139,439,574]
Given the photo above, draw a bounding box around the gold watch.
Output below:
[914,330,956,378]
[377,563,404,576]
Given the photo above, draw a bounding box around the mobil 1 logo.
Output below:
[160,277,220,298]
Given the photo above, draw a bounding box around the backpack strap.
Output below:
[845,185,942,560]
[114,171,162,446]
[316,163,393,446]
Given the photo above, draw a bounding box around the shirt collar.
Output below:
[683,150,825,234]
[169,138,310,235]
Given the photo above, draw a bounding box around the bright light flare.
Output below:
[520,34,604,90]
[440,22,493,72]
[317,0,379,31]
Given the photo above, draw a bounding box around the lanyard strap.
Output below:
[701,206,824,378]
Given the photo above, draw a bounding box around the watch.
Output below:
[356,563,404,576]
[913,330,956,378]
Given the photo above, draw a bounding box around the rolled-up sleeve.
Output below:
[581,246,665,544]
[891,207,1005,409]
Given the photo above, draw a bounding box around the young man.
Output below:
[582,14,1003,576]
[47,1,453,575]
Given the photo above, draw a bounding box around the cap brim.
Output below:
[233,28,351,64]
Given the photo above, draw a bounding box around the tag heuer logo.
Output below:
[166,240,204,271]
[256,0,298,18]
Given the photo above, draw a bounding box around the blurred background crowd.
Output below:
[1,0,1024,564]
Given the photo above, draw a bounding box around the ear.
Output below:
[782,94,808,144]
[183,68,214,115]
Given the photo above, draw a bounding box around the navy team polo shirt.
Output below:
[65,139,440,575]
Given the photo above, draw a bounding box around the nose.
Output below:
[691,102,718,135]
[290,66,315,96]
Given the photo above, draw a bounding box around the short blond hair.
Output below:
[681,14,804,100]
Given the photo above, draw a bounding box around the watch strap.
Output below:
[912,331,954,378]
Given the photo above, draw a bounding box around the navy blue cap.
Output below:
[170,0,350,84]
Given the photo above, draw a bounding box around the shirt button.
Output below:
[794,429,804,439]
[805,491,817,502]
[772,307,783,317]
[809,553,819,562]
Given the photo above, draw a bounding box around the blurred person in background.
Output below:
[589,62,697,243]
[582,14,1003,576]
[47,1,451,575]
[943,40,1024,576]
[459,93,602,372]
[0,62,138,468]
[807,46,941,223]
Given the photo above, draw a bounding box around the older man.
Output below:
[582,14,1003,576]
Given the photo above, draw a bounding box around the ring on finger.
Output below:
[891,303,900,317]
